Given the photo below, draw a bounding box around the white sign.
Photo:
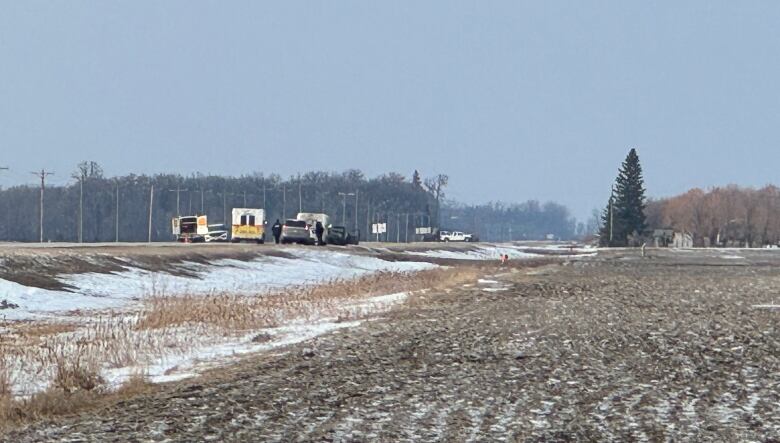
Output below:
[371,223,387,234]
[415,227,432,235]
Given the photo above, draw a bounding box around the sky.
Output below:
[2,2,780,221]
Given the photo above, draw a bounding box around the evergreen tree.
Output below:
[412,170,423,189]
[598,194,615,246]
[601,148,647,246]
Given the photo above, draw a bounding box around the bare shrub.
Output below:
[115,372,153,397]
[43,339,104,394]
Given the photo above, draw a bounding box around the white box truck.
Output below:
[231,208,266,243]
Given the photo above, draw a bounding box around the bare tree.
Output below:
[424,174,448,228]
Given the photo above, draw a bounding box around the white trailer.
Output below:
[172,215,208,242]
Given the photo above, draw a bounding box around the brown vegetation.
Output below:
[137,267,478,330]
[647,184,780,246]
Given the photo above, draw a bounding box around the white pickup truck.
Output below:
[439,230,473,242]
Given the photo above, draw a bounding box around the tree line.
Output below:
[595,148,780,248]
[0,163,576,243]
[646,185,780,247]
[441,201,577,241]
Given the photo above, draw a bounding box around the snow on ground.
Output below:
[104,292,413,388]
[0,278,121,321]
[0,244,591,397]
[406,245,540,261]
[105,320,365,387]
[405,243,595,261]
[0,249,435,321]
[0,248,436,396]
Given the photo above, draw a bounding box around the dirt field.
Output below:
[5,247,780,441]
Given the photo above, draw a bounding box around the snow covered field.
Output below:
[0,243,582,397]
[0,247,452,397]
[1,249,434,321]
[405,242,596,261]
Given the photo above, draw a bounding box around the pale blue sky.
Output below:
[2,2,780,220]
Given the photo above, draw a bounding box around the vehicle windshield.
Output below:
[285,220,307,228]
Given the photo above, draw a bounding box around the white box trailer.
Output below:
[231,208,266,243]
[172,215,208,242]
[296,212,330,244]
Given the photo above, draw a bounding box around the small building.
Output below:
[652,229,674,247]
[672,232,693,248]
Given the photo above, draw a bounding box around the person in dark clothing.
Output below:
[271,219,282,244]
[315,221,325,246]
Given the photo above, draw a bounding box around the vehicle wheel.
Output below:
[231,238,240,243]
[445,238,450,242]
[257,239,264,244]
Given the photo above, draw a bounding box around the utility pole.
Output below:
[609,186,615,244]
[405,213,409,243]
[148,184,154,243]
[168,186,188,216]
[396,213,400,243]
[297,175,302,213]
[222,191,228,224]
[243,190,247,207]
[354,190,359,233]
[261,178,266,209]
[115,181,120,242]
[338,192,355,225]
[368,204,372,242]
[78,175,83,243]
[200,187,205,214]
[31,170,54,243]
[282,184,287,220]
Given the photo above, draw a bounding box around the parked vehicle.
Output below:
[296,212,331,244]
[205,224,229,242]
[281,219,314,245]
[231,208,266,243]
[439,231,473,242]
[325,226,359,246]
[172,215,208,242]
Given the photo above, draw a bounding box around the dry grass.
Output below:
[0,369,153,431]
[0,266,480,432]
[137,267,479,331]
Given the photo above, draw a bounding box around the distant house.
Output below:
[652,229,674,247]
[672,232,694,248]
